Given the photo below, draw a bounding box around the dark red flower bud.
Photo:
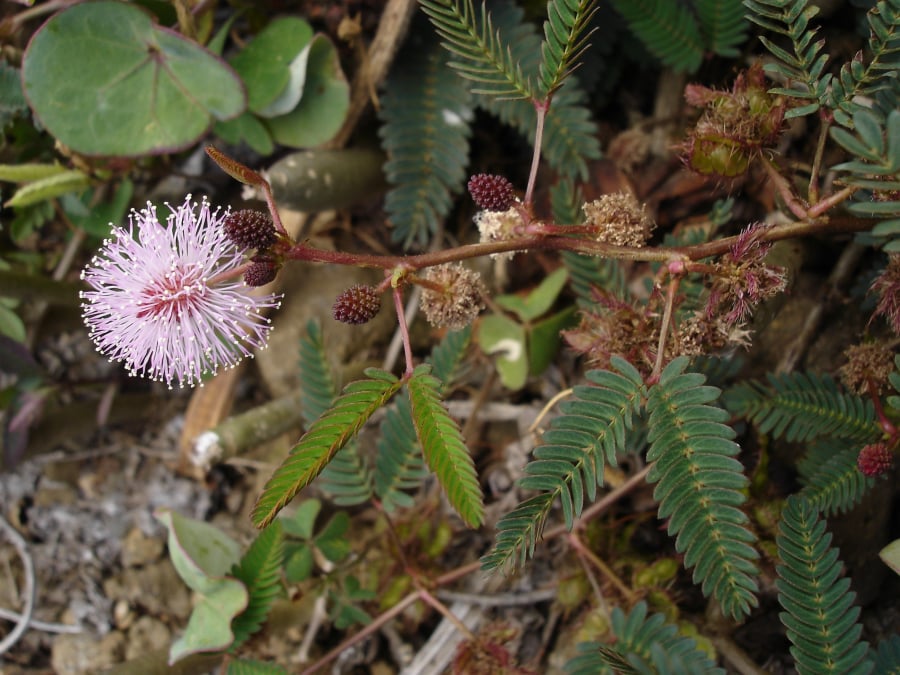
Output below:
[244,258,279,287]
[467,174,515,212]
[223,209,277,250]
[857,443,893,477]
[333,285,381,325]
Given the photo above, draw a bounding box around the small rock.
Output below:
[113,599,135,630]
[103,560,191,620]
[120,527,164,568]
[51,631,126,675]
[125,615,171,660]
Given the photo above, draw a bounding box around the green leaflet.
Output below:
[797,440,877,517]
[610,0,705,73]
[251,370,403,528]
[379,18,473,247]
[646,357,759,621]
[407,364,484,527]
[230,522,284,649]
[375,326,472,511]
[476,1,600,180]
[539,0,599,96]
[419,0,537,99]
[481,357,644,572]
[565,601,725,674]
[724,371,882,443]
[298,320,374,506]
[776,497,872,675]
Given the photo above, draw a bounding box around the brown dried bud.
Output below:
[857,443,893,477]
[582,192,655,247]
[840,340,896,395]
[420,263,486,331]
[468,174,515,212]
[223,209,278,251]
[333,285,382,324]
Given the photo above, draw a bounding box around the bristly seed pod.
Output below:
[333,285,382,324]
[857,443,893,477]
[223,209,278,251]
[467,173,515,212]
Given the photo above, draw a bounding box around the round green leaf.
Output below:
[478,314,528,390]
[228,17,313,114]
[22,1,245,157]
[265,35,349,149]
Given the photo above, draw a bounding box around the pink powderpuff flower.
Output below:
[81,195,282,388]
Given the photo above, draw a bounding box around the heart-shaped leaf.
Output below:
[228,17,313,114]
[23,1,245,157]
[265,35,349,148]
[155,509,248,663]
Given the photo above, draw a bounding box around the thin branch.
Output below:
[0,515,36,656]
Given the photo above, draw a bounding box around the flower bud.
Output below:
[223,209,277,251]
[857,443,893,477]
[244,257,279,287]
[333,285,382,324]
[468,174,515,212]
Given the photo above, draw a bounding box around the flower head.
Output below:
[81,196,282,388]
[419,263,486,331]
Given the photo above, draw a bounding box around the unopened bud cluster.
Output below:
[223,209,278,251]
[857,443,893,477]
[468,173,515,212]
[420,263,486,331]
[582,192,655,247]
[244,256,279,287]
[333,285,382,325]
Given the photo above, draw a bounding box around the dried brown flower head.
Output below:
[871,254,900,335]
[420,263,486,330]
[839,340,896,395]
[582,192,655,247]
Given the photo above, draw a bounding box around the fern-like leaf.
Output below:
[539,0,599,96]
[407,364,484,527]
[481,357,644,572]
[375,327,472,511]
[474,1,600,180]
[828,0,900,127]
[230,521,284,648]
[610,0,705,73]
[695,0,749,58]
[252,370,403,528]
[227,660,290,675]
[565,601,725,674]
[380,22,473,247]
[725,371,881,443]
[776,497,872,675]
[298,320,375,506]
[374,392,429,511]
[743,0,830,117]
[419,0,536,99]
[872,633,900,673]
[297,319,336,424]
[797,440,876,517]
[647,357,759,620]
